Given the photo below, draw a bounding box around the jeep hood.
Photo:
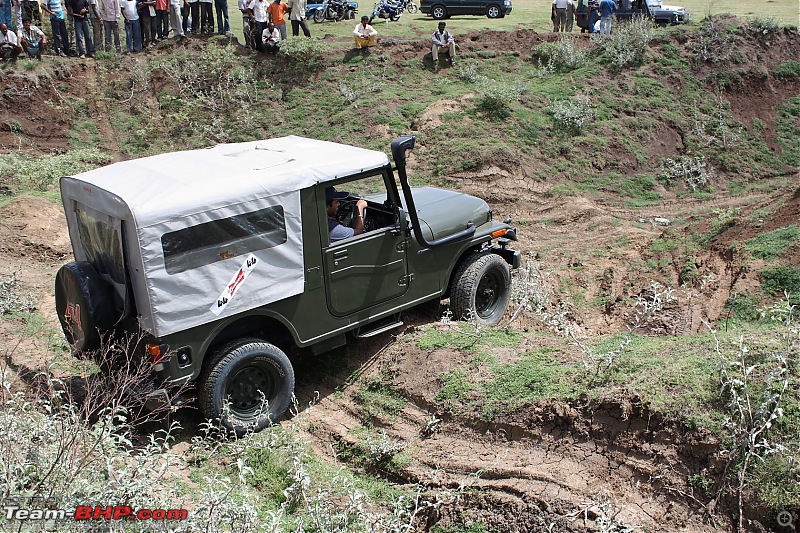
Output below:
[407,187,491,241]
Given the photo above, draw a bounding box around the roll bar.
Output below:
[390,136,476,249]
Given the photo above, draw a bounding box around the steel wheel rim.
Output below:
[476,269,503,318]
[227,363,278,418]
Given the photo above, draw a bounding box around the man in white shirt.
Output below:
[169,0,183,36]
[260,19,278,52]
[0,22,22,58]
[120,0,141,51]
[431,21,455,71]
[246,0,267,48]
[352,15,375,53]
[286,0,308,37]
[552,0,568,31]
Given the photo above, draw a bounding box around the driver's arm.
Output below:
[352,199,368,236]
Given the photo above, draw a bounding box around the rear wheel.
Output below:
[313,8,326,22]
[199,338,295,436]
[486,4,502,18]
[450,252,511,326]
[431,4,447,19]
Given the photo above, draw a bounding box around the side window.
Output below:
[325,171,398,246]
[162,206,287,274]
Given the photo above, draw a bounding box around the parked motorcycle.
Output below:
[398,0,418,14]
[368,0,403,22]
[312,0,355,22]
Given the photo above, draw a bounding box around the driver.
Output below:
[326,186,367,242]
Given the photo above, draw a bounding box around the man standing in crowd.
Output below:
[237,0,250,46]
[0,0,12,31]
[598,0,616,34]
[286,0,309,37]
[137,0,156,45]
[0,22,22,58]
[198,0,212,33]
[101,0,121,51]
[22,0,39,23]
[41,0,72,55]
[88,0,102,52]
[431,20,454,71]
[120,0,141,51]
[68,0,95,57]
[186,0,198,33]
[265,0,285,39]
[246,0,267,49]
[552,0,567,31]
[214,0,227,34]
[169,0,183,36]
[19,17,45,58]
[155,0,169,39]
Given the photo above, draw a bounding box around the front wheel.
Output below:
[313,8,326,22]
[450,252,511,326]
[431,4,447,19]
[406,1,418,13]
[199,338,295,436]
[486,4,502,18]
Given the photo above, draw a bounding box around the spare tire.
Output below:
[55,261,115,352]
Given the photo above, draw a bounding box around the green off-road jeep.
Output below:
[55,136,519,433]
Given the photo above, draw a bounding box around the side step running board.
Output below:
[355,318,404,338]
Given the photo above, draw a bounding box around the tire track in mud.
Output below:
[295,332,717,533]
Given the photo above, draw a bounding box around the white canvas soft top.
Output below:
[60,137,391,337]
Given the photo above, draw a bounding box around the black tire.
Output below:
[450,252,511,326]
[368,13,376,23]
[431,4,447,19]
[345,8,355,18]
[406,2,418,13]
[54,261,115,352]
[199,338,295,435]
[486,4,501,18]
[313,8,326,22]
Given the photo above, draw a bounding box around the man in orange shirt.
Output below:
[266,0,286,39]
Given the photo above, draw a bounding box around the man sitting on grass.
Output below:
[353,15,376,53]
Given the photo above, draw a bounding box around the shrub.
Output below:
[534,36,589,72]
[279,36,331,64]
[547,94,594,131]
[690,17,735,63]
[748,15,779,34]
[760,266,800,299]
[0,273,36,315]
[474,77,526,119]
[774,61,800,79]
[658,155,714,191]
[0,149,110,192]
[591,15,654,69]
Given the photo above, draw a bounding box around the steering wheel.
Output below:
[336,198,367,229]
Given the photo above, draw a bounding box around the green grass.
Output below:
[759,266,800,301]
[744,225,800,261]
[355,374,408,425]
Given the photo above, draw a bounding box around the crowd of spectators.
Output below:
[0,0,233,57]
[0,0,458,68]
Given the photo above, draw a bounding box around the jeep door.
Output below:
[322,171,409,317]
